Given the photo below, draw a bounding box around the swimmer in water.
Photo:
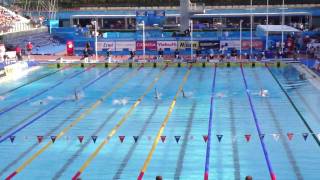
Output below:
[182,89,186,98]
[74,90,79,100]
[259,88,268,97]
[154,88,159,99]
[299,73,306,80]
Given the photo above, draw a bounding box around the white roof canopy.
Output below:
[257,25,301,33]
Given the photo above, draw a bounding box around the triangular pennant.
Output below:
[51,136,57,143]
[260,134,265,140]
[91,136,97,143]
[37,136,44,143]
[78,136,84,143]
[133,136,139,143]
[272,133,280,141]
[160,136,166,143]
[91,136,98,143]
[287,133,294,141]
[174,136,181,143]
[10,136,15,143]
[245,134,251,142]
[119,136,125,143]
[203,135,208,143]
[216,135,223,142]
[302,133,309,141]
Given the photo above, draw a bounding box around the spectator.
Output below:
[15,45,22,61]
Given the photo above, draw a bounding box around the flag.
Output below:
[203,135,208,143]
[287,133,294,141]
[302,133,309,141]
[78,136,84,143]
[10,136,15,143]
[272,133,280,141]
[119,136,125,143]
[160,136,166,143]
[174,136,181,143]
[37,136,44,143]
[133,136,139,143]
[245,134,251,142]
[216,135,223,142]
[91,136,98,143]
[51,136,57,143]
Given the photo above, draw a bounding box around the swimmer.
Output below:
[74,90,79,100]
[181,89,186,98]
[154,88,159,99]
[245,176,253,180]
[259,88,268,97]
[39,101,43,105]
[299,73,306,80]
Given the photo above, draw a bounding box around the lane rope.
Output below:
[137,65,192,180]
[71,64,169,180]
[266,64,320,147]
[0,66,118,144]
[204,64,217,180]
[0,65,95,117]
[5,65,143,180]
[240,64,276,180]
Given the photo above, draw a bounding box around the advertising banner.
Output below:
[97,41,115,51]
[115,41,136,51]
[199,41,220,49]
[241,40,264,50]
[136,41,157,51]
[157,41,177,50]
[220,40,241,50]
[178,41,199,50]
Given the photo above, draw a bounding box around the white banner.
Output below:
[157,41,177,50]
[220,40,241,50]
[97,41,115,51]
[115,41,136,51]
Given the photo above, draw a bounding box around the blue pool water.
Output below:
[0,64,319,179]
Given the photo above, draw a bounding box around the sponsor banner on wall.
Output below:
[178,41,199,50]
[115,41,136,51]
[241,40,264,50]
[97,41,115,51]
[136,41,157,51]
[157,41,177,50]
[220,40,241,50]
[199,41,220,49]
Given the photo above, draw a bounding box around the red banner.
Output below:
[241,40,263,50]
[136,41,157,51]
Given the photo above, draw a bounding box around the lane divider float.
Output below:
[240,64,276,180]
[71,64,169,180]
[5,65,143,180]
[137,65,192,180]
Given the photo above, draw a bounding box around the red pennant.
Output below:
[119,136,125,143]
[203,135,208,143]
[287,133,294,141]
[174,136,181,143]
[50,136,57,143]
[78,136,84,143]
[37,136,44,143]
[10,136,15,143]
[91,136,98,143]
[133,136,139,143]
[245,134,251,142]
[160,136,166,143]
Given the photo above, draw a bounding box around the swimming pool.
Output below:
[0,62,319,180]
